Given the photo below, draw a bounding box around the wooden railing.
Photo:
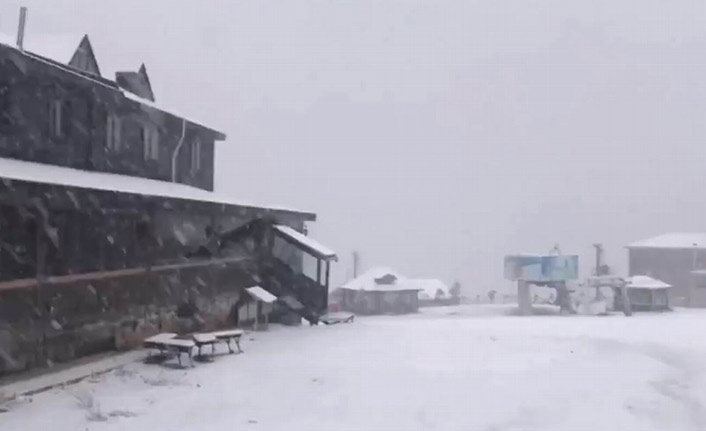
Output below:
[260,257,327,324]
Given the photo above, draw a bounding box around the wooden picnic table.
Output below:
[210,329,244,354]
[193,333,218,357]
[143,333,196,367]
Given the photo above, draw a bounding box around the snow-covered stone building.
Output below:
[0,15,335,374]
[334,268,421,315]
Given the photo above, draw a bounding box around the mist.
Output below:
[4,0,706,293]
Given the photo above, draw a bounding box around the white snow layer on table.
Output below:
[245,286,278,303]
[628,232,706,249]
[0,157,310,214]
[7,306,706,431]
[627,275,671,289]
[274,225,336,259]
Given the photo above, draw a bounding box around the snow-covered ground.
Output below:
[4,305,706,430]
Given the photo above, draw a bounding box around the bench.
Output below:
[192,333,218,357]
[143,333,196,367]
[210,329,244,354]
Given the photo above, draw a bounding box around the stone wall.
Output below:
[0,260,254,374]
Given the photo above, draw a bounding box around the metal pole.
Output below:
[324,261,330,313]
[517,280,532,315]
[353,251,359,278]
[17,7,27,50]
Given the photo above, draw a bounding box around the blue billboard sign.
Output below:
[504,255,579,282]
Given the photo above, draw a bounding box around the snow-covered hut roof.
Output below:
[274,225,336,261]
[626,276,671,290]
[340,268,423,292]
[627,233,706,250]
[413,279,451,300]
[0,157,315,218]
[246,286,278,303]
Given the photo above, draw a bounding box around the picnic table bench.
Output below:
[189,330,245,358]
[210,329,244,354]
[193,333,218,357]
[143,333,195,367]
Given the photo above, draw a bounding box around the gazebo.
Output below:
[618,275,671,311]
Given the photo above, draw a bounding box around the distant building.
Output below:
[334,268,421,315]
[627,233,706,306]
[412,279,459,307]
[615,276,671,312]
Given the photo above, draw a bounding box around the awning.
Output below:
[245,286,278,303]
[274,225,337,261]
[626,275,671,289]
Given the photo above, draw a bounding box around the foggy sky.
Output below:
[3,0,706,292]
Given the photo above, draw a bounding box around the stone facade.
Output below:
[0,40,222,192]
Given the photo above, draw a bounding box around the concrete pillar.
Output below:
[517,280,532,315]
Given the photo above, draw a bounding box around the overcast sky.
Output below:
[3,1,706,292]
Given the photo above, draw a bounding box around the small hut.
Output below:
[618,275,671,311]
[336,268,421,315]
[413,279,454,307]
[236,286,278,330]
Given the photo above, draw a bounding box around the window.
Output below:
[49,100,63,137]
[106,114,121,150]
[191,138,201,172]
[142,126,159,160]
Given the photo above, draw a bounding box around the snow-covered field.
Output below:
[4,305,706,430]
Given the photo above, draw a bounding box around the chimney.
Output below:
[16,7,27,50]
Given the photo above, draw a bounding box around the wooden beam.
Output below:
[0,255,248,292]
[325,260,330,291]
[316,259,322,285]
[324,260,330,312]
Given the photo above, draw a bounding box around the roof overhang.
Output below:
[245,286,277,303]
[274,225,337,261]
[0,157,316,220]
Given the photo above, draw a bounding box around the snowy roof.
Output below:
[627,233,706,250]
[0,32,223,137]
[340,267,423,292]
[626,275,671,290]
[0,157,314,218]
[274,225,336,260]
[23,32,81,65]
[413,279,451,300]
[246,286,278,303]
[0,32,15,48]
[122,91,225,139]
